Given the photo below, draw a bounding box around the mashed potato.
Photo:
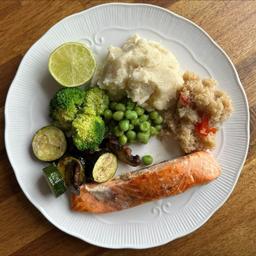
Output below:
[164,71,233,153]
[97,35,183,110]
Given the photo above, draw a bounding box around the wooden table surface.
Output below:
[1,0,256,255]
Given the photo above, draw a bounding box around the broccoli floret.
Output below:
[83,87,109,115]
[72,113,105,151]
[50,88,85,130]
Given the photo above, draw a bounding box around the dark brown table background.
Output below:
[1,1,256,255]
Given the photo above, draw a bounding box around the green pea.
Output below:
[140,121,150,132]
[126,100,136,110]
[115,103,126,112]
[110,102,117,110]
[154,116,163,125]
[125,110,138,120]
[119,135,128,145]
[149,111,159,120]
[131,119,140,126]
[114,126,124,137]
[135,106,145,116]
[119,120,130,131]
[155,125,162,131]
[113,111,124,121]
[137,132,150,144]
[103,109,112,120]
[139,114,149,122]
[129,124,134,130]
[150,126,158,136]
[142,155,153,166]
[126,130,136,141]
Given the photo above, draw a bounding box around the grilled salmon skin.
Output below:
[71,151,221,213]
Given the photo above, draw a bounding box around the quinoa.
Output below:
[163,71,233,153]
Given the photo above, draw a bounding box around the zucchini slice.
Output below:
[32,126,67,161]
[92,153,117,183]
[57,156,85,188]
[43,165,66,197]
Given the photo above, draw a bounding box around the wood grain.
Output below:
[0,0,255,255]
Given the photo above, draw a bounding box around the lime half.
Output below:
[48,42,96,87]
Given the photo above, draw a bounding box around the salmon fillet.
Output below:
[71,151,221,213]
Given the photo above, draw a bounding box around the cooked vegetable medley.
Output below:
[32,41,165,198]
[32,87,162,196]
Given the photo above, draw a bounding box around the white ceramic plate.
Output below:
[5,3,249,249]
